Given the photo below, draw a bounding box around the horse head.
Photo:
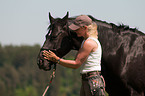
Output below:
[37,12,73,71]
[37,12,83,71]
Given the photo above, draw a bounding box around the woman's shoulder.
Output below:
[84,38,98,47]
[85,38,99,52]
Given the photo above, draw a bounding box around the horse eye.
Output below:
[51,31,63,39]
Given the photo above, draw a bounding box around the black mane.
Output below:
[88,15,144,35]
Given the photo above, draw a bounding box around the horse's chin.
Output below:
[37,58,54,71]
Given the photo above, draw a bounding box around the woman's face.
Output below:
[74,26,87,37]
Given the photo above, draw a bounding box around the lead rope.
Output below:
[42,64,56,96]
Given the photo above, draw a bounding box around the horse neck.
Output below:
[97,22,123,57]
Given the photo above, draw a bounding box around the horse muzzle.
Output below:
[37,49,56,71]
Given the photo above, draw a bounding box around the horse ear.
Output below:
[62,12,69,22]
[49,12,55,24]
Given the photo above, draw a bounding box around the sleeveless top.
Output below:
[80,37,102,74]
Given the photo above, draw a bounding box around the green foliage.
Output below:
[0,44,82,96]
[15,85,38,96]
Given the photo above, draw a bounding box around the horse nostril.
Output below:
[37,58,44,69]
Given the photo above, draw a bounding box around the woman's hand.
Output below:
[42,50,59,62]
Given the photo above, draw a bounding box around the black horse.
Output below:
[37,12,145,96]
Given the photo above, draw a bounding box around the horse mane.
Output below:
[48,15,144,36]
[88,15,144,35]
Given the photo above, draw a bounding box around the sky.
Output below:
[0,0,145,46]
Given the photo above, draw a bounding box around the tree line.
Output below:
[0,44,81,96]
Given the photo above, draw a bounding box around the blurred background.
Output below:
[0,0,145,96]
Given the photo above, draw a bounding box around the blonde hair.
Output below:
[87,22,98,36]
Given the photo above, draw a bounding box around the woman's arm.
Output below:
[43,39,96,69]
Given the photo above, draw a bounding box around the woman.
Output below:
[43,15,106,96]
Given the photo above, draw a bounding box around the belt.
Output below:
[81,71,101,77]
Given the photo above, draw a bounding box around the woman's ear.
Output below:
[83,26,88,31]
